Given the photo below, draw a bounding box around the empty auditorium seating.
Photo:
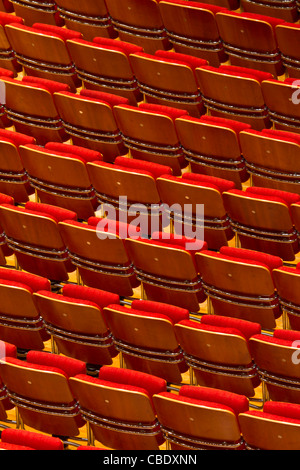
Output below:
[156,172,235,250]
[105,0,171,54]
[241,0,298,22]
[53,89,129,162]
[239,401,300,450]
[113,102,188,175]
[240,128,300,194]
[0,267,51,351]
[175,115,251,187]
[0,75,70,145]
[0,350,86,437]
[158,0,227,67]
[0,428,64,450]
[129,50,208,117]
[249,329,300,404]
[0,201,77,281]
[87,156,172,235]
[5,22,82,91]
[261,78,300,133]
[19,142,101,219]
[54,0,117,41]
[0,12,23,75]
[10,0,63,27]
[195,65,272,130]
[0,192,14,265]
[222,186,300,260]
[33,284,120,367]
[174,315,261,397]
[66,37,143,105]
[69,366,167,449]
[103,300,189,383]
[195,246,283,329]
[215,11,285,77]
[273,264,300,330]
[153,385,249,450]
[58,217,140,297]
[0,129,35,203]
[125,232,207,311]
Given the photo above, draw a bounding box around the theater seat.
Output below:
[0,429,64,450]
[9,0,64,27]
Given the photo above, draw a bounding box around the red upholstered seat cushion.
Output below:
[160,0,227,13]
[200,65,273,82]
[182,172,236,193]
[177,318,247,341]
[25,201,77,223]
[155,50,208,70]
[226,188,297,208]
[26,350,86,377]
[4,356,70,379]
[201,314,261,340]
[263,401,300,420]
[21,75,70,94]
[32,23,82,41]
[240,409,300,425]
[62,284,120,309]
[0,68,14,79]
[36,290,103,312]
[221,11,286,30]
[0,267,51,292]
[199,115,251,134]
[250,332,300,349]
[245,186,300,206]
[134,51,205,72]
[0,341,17,359]
[1,429,64,451]
[150,231,207,254]
[87,216,141,239]
[92,36,143,55]
[80,89,129,107]
[104,303,177,325]
[273,329,300,343]
[0,129,35,146]
[114,156,173,179]
[0,12,23,26]
[0,442,34,450]
[90,160,154,180]
[179,385,249,416]
[200,249,281,274]
[131,299,189,324]
[0,193,14,205]
[138,102,189,120]
[44,142,102,163]
[220,246,283,271]
[98,366,167,396]
[261,129,300,145]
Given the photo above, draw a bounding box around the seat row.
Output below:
[1,344,300,450]
[3,0,300,54]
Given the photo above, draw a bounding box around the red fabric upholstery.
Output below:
[87,217,141,237]
[0,267,51,292]
[226,188,297,207]
[44,142,102,163]
[92,36,143,55]
[138,102,189,120]
[241,409,300,425]
[25,201,77,223]
[250,333,298,348]
[201,315,261,340]
[0,341,17,358]
[134,51,205,71]
[263,401,300,421]
[62,284,120,309]
[114,156,173,179]
[177,318,247,341]
[0,68,14,79]
[0,442,34,450]
[158,174,224,193]
[4,357,70,379]
[26,350,86,378]
[182,172,236,192]
[131,299,189,324]
[1,429,64,450]
[220,246,283,271]
[90,160,154,179]
[261,129,300,145]
[245,187,300,206]
[155,50,208,70]
[0,129,35,146]
[200,65,273,82]
[179,385,249,416]
[0,12,23,26]
[200,249,281,273]
[98,366,167,396]
[80,89,130,107]
[0,193,14,205]
[160,0,227,13]
[273,329,300,342]
[36,290,102,311]
[32,23,82,41]
[104,303,177,324]
[199,115,252,134]
[21,75,70,94]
